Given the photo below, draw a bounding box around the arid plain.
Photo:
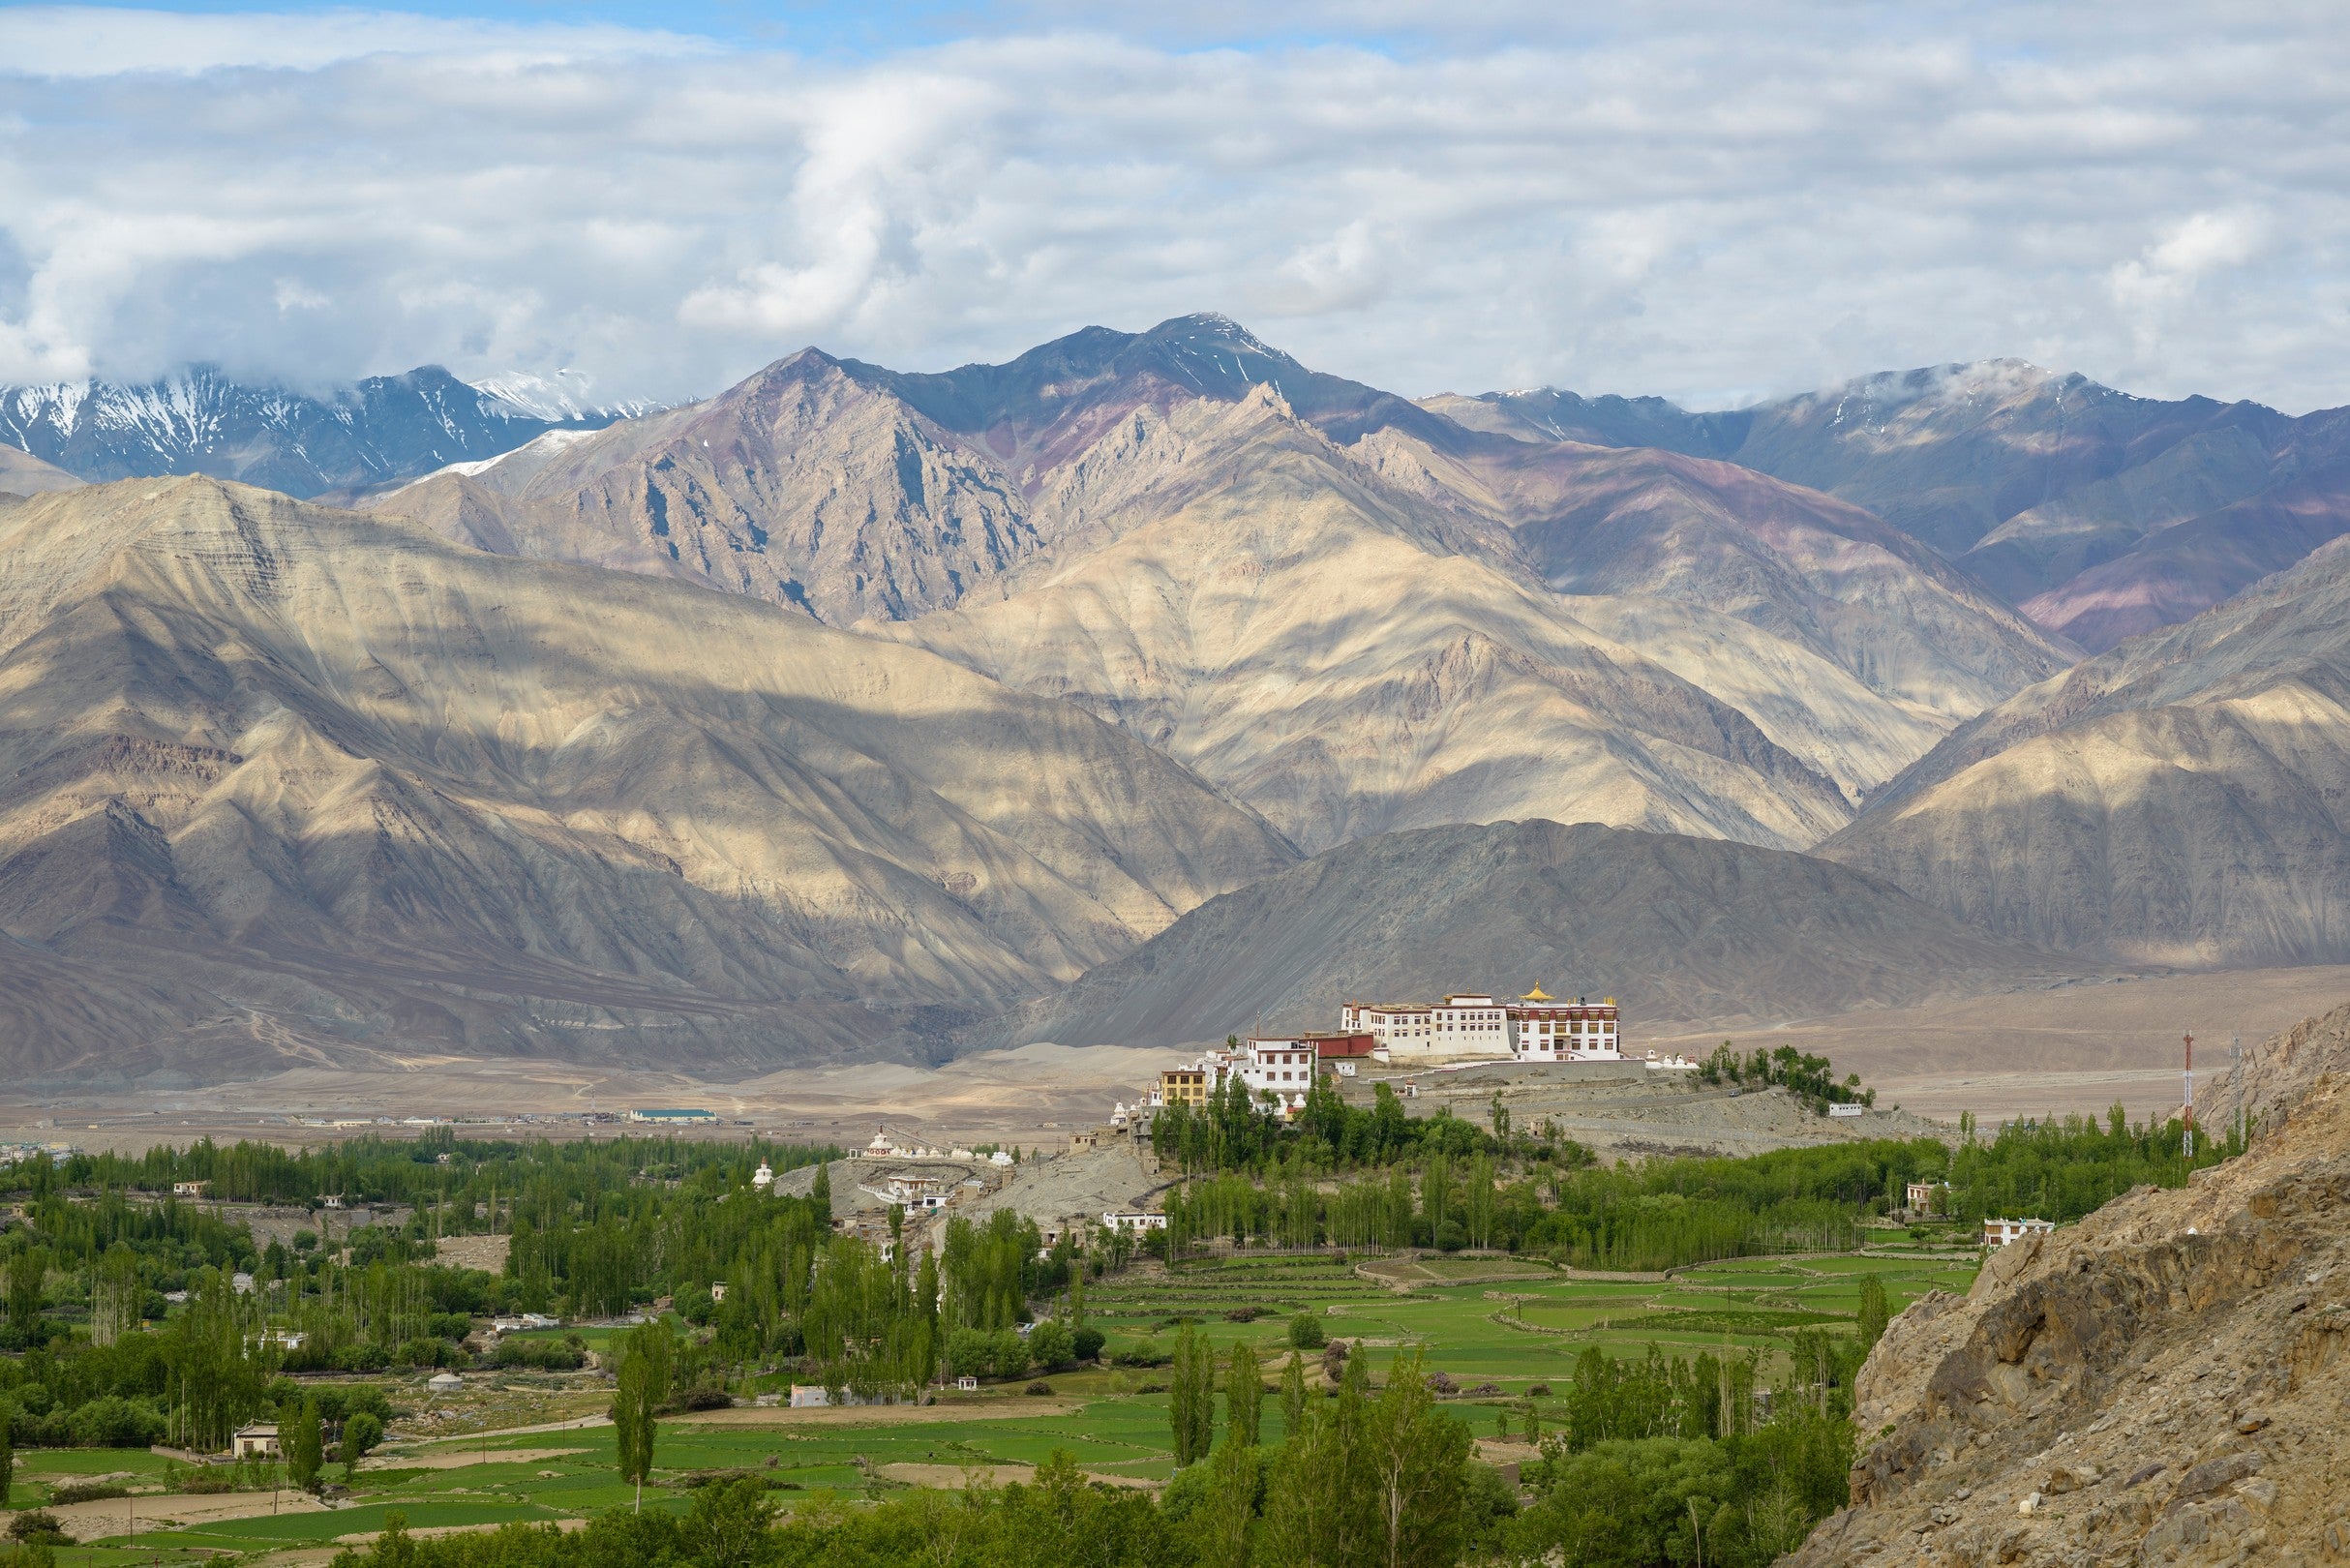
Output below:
[11,965,2341,1160]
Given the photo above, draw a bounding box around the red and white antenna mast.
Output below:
[2182,1030,2195,1160]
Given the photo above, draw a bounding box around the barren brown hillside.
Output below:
[1788,1001,2350,1567]
[0,478,1293,1082]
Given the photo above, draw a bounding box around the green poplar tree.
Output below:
[1363,1349,1472,1568]
[6,1248,44,1334]
[1191,1331,1220,1462]
[1226,1342,1262,1448]
[1857,1275,1890,1351]
[1280,1351,1307,1439]
[1169,1326,1202,1465]
[284,1398,324,1492]
[0,1398,15,1508]
[613,1318,674,1510]
[1195,1432,1257,1568]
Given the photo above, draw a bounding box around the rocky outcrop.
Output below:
[1787,1001,2350,1567]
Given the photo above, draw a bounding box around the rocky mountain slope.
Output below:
[0,479,1294,1083]
[0,366,622,498]
[1821,539,2350,967]
[884,390,1879,852]
[2012,460,2350,651]
[1344,408,2075,725]
[1790,998,2350,1568]
[373,317,2071,853]
[369,349,1046,626]
[1437,364,2350,650]
[0,442,82,498]
[980,818,2093,1049]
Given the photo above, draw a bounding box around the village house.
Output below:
[1906,1180,1951,1216]
[1154,1067,1210,1109]
[859,1174,951,1211]
[1101,1211,1167,1232]
[1982,1217,2055,1249]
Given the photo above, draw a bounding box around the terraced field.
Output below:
[62,1248,1980,1559]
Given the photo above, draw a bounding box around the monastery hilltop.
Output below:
[1149,987,1697,1119]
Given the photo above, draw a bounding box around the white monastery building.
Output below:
[1341,986,1621,1063]
[1145,985,1627,1117]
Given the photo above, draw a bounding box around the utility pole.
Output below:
[2182,1031,2195,1161]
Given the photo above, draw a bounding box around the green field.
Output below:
[74,1247,1975,1558]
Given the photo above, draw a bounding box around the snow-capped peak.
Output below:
[469,369,663,424]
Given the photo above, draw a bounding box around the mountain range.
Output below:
[5,317,2349,1081]
[0,478,1291,1082]
[1432,362,2350,651]
[357,317,2072,854]
[0,365,646,499]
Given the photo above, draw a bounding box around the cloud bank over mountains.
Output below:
[1,2,2345,410]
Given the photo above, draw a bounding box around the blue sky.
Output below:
[2,2,2345,409]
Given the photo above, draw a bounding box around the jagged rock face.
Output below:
[2008,461,2350,653]
[1345,424,2077,726]
[1789,1000,2350,1567]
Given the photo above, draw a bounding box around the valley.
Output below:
[10,7,2349,1562]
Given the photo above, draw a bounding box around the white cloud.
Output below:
[0,6,708,76]
[0,4,2345,411]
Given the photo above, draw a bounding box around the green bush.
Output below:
[990,1328,1031,1381]
[1071,1325,1105,1363]
[343,1410,384,1479]
[944,1327,994,1381]
[8,1509,69,1544]
[491,1337,583,1372]
[169,1466,235,1495]
[1027,1318,1074,1372]
[65,1396,165,1448]
[1287,1312,1326,1349]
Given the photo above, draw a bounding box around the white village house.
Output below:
[1982,1217,2056,1249]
